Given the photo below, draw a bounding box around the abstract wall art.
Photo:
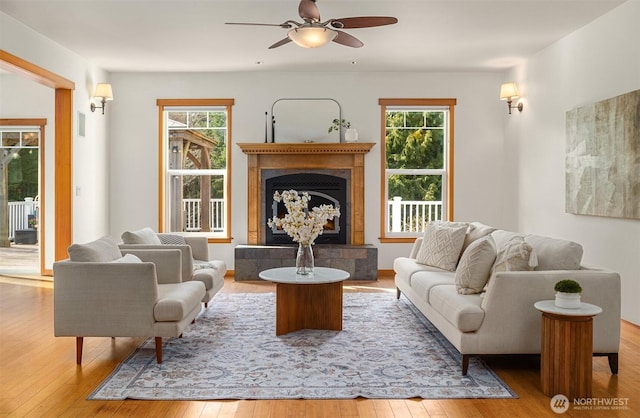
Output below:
[566,89,640,219]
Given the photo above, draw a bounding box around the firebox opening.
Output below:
[265,173,347,245]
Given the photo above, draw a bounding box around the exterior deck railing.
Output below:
[388,197,443,233]
[8,199,39,241]
[183,198,225,232]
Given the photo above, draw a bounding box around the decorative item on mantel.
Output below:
[328,118,358,142]
[267,190,340,275]
[554,279,583,308]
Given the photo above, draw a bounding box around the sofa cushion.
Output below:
[462,222,497,253]
[410,271,456,300]
[455,235,497,294]
[155,282,205,322]
[158,233,187,246]
[416,221,468,271]
[428,285,485,332]
[121,227,162,245]
[394,257,446,289]
[492,236,538,273]
[525,234,583,270]
[67,236,122,262]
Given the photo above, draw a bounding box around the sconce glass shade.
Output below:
[500,82,520,100]
[288,26,337,48]
[94,83,114,101]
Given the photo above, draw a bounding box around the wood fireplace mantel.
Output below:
[238,142,375,245]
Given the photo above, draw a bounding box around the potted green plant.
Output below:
[554,279,582,308]
[328,118,350,133]
[328,118,358,142]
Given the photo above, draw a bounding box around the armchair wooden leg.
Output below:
[204,302,208,308]
[76,337,84,364]
[155,337,163,363]
[396,288,401,299]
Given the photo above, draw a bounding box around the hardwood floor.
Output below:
[0,275,638,417]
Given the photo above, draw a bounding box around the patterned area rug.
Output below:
[89,292,517,400]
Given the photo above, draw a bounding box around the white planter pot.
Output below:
[345,128,358,142]
[555,292,581,309]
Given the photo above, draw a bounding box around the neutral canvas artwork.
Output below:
[566,89,640,219]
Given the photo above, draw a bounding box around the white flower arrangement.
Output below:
[267,190,340,245]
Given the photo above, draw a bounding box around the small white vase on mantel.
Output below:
[555,292,581,309]
[345,128,359,142]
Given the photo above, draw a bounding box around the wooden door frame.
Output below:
[0,49,75,275]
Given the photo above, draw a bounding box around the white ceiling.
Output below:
[0,0,625,73]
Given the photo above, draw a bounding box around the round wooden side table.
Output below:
[534,300,602,399]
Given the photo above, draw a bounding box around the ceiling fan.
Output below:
[226,0,398,49]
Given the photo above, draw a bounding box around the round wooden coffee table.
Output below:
[259,267,350,335]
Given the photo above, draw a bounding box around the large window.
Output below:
[379,98,456,242]
[158,99,234,242]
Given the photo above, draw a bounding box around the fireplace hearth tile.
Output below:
[234,244,377,281]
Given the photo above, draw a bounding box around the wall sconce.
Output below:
[90,83,113,115]
[171,144,180,153]
[500,82,524,114]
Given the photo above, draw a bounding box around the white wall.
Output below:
[108,71,507,272]
[503,0,640,324]
[1,11,111,269]
[0,74,54,268]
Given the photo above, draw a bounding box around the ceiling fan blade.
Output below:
[332,30,364,48]
[268,37,293,49]
[226,22,293,28]
[299,0,320,22]
[331,16,398,29]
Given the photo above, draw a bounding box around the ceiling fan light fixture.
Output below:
[288,26,337,48]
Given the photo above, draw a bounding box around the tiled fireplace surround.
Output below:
[235,142,377,280]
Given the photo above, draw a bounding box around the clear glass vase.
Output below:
[296,243,314,275]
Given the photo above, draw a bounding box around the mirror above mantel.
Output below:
[270,98,341,143]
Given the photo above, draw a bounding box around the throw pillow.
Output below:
[524,234,583,270]
[461,222,497,253]
[67,236,122,262]
[492,236,538,273]
[121,227,162,245]
[158,233,187,246]
[455,235,497,294]
[416,221,468,271]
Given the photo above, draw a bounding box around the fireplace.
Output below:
[238,142,374,245]
[265,172,348,245]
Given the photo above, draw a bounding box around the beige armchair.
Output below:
[120,227,226,307]
[53,236,205,364]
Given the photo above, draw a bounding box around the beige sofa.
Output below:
[53,236,206,364]
[120,228,226,307]
[394,221,621,375]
